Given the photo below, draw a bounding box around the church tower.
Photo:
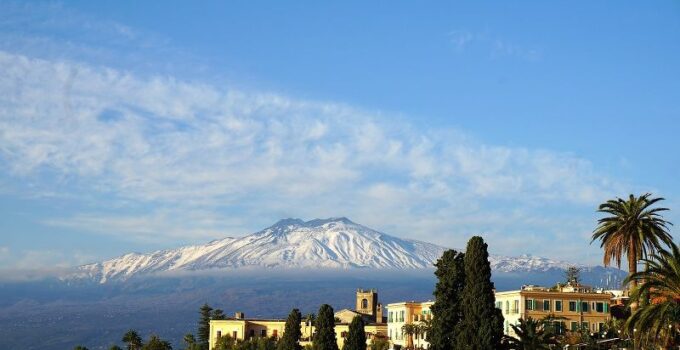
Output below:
[356,288,378,319]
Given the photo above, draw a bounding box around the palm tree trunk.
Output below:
[628,241,639,312]
[628,241,638,289]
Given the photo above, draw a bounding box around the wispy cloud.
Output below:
[447,29,543,62]
[0,50,623,260]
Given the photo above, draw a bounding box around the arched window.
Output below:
[361,298,368,309]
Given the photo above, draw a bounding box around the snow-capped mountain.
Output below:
[70,217,618,284]
[72,217,445,283]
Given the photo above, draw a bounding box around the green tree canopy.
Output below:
[368,338,388,350]
[343,315,366,350]
[213,335,236,350]
[109,346,124,350]
[503,317,555,350]
[455,236,504,350]
[278,308,303,350]
[198,303,214,350]
[142,335,173,350]
[183,333,200,350]
[123,329,144,350]
[313,304,339,350]
[213,309,227,320]
[427,249,465,350]
[591,193,673,288]
[626,241,680,345]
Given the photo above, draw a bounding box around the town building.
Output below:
[209,289,387,350]
[494,283,613,337]
[386,300,433,349]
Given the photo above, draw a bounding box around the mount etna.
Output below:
[1,218,625,350]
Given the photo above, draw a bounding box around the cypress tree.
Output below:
[427,249,465,350]
[278,308,303,350]
[342,315,366,350]
[313,304,339,350]
[198,303,213,350]
[455,236,504,350]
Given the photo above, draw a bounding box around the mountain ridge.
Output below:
[69,217,622,284]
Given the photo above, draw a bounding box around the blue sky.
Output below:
[1,1,679,273]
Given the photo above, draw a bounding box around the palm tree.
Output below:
[413,323,426,349]
[591,193,673,289]
[401,324,416,349]
[626,241,680,346]
[123,330,143,350]
[504,317,556,350]
[183,333,197,350]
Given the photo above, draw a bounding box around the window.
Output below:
[604,303,610,313]
[526,299,535,310]
[513,300,520,314]
[599,323,605,332]
[568,301,577,312]
[570,322,579,332]
[581,322,589,331]
[249,330,255,338]
[233,331,238,339]
[555,300,562,312]
[217,331,222,339]
[388,312,393,323]
[495,301,502,309]
[505,301,509,314]
[273,330,278,338]
[543,300,550,312]
[596,302,604,313]
[400,311,405,322]
[362,299,369,309]
[261,329,267,337]
[414,315,419,321]
[581,302,589,313]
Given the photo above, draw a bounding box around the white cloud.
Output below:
[448,30,475,51]
[0,51,624,262]
[447,30,542,62]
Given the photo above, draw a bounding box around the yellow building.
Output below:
[386,300,433,349]
[209,289,387,350]
[494,283,613,337]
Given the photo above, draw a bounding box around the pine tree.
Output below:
[427,249,465,350]
[123,329,143,350]
[109,346,123,350]
[212,309,226,320]
[343,315,366,350]
[313,304,339,350]
[198,303,214,350]
[455,236,504,350]
[278,308,303,350]
[565,266,581,285]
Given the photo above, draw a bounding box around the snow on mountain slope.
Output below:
[72,217,447,283]
[70,217,605,284]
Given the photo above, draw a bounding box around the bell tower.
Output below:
[356,288,378,318]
